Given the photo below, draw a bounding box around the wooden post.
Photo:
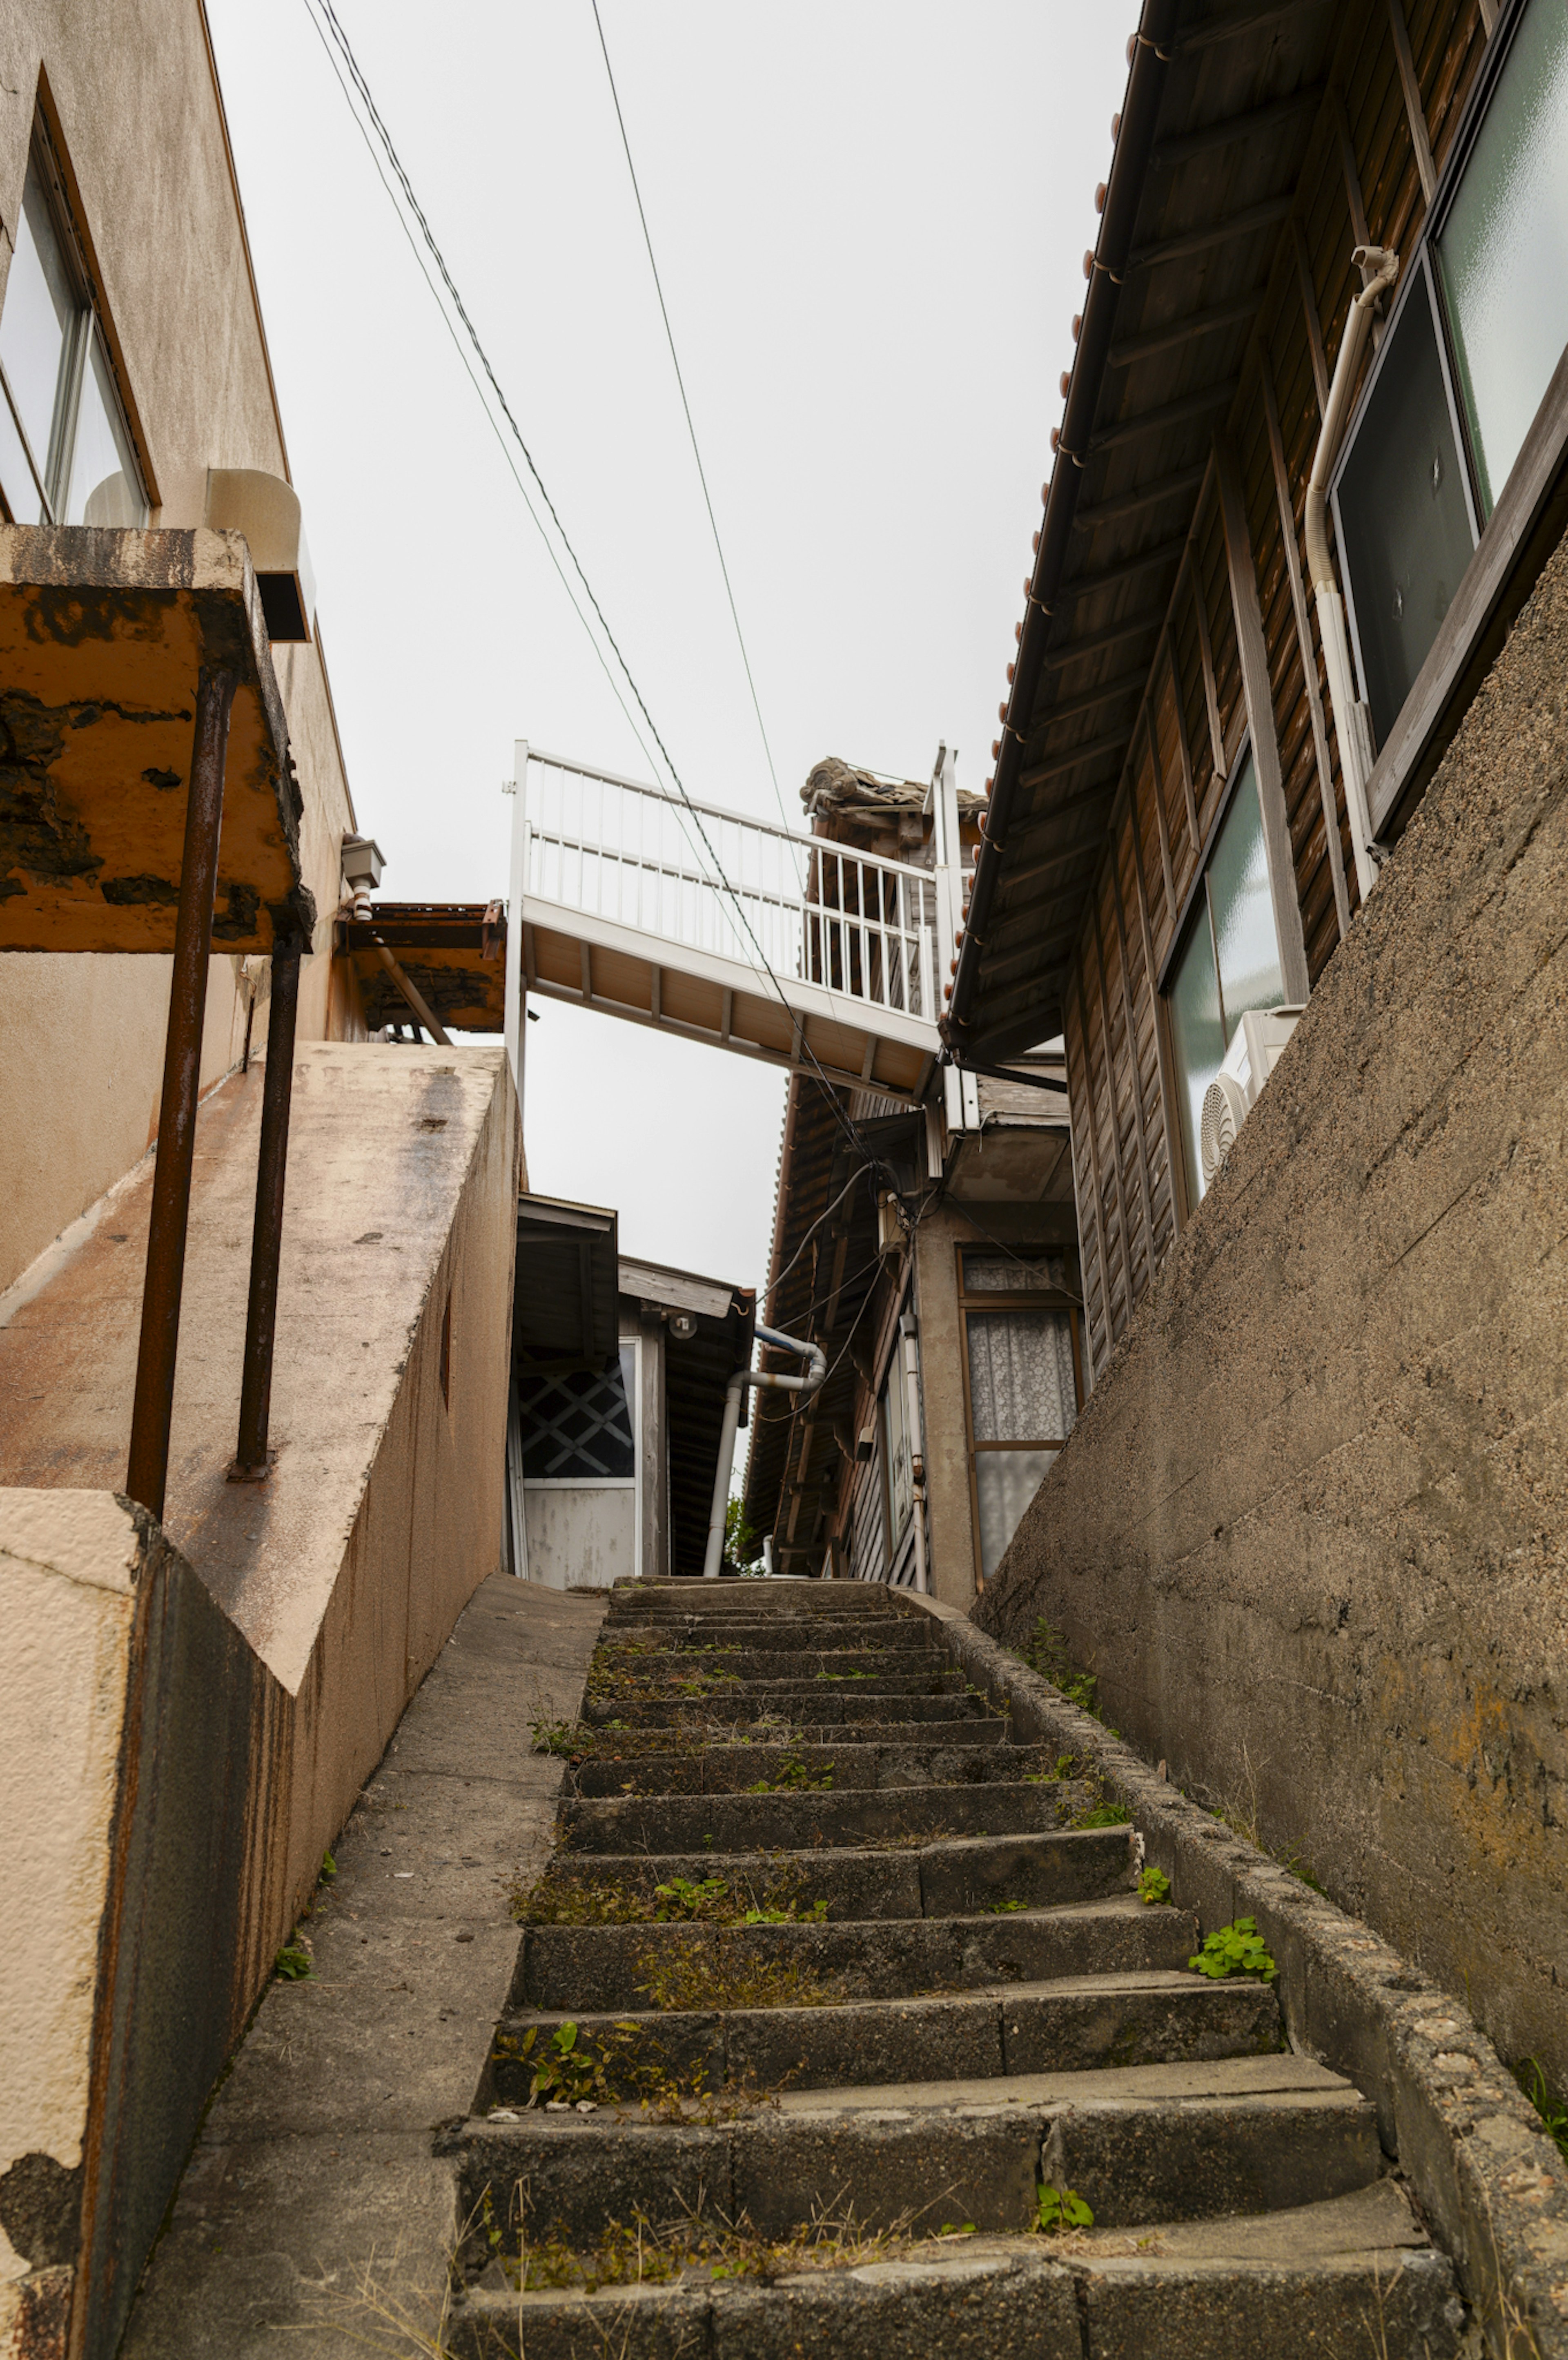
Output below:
[1067,966,1114,1376]
[1125,787,1186,1237]
[1387,0,1438,204]
[1085,906,1137,1316]
[1143,705,1178,920]
[1260,355,1352,940]
[1102,810,1157,1282]
[1213,430,1312,1006]
[1291,220,1331,414]
[1163,621,1203,857]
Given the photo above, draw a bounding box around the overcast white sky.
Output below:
[207,0,1128,1289]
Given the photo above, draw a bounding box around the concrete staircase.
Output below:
[444,1579,1466,2356]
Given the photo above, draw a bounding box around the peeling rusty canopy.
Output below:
[338,902,507,1033]
[0,524,312,952]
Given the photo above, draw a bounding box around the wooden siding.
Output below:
[1066,0,1492,1383]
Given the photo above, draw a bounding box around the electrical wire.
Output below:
[759,1168,866,1315]
[298,2,669,795]
[590,0,791,836]
[301,0,911,1203]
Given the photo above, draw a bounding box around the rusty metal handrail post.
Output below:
[125,663,238,1521]
[229,937,303,1480]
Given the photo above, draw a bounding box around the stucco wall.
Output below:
[0,1049,519,2360]
[0,2,363,1298]
[977,521,1568,2100]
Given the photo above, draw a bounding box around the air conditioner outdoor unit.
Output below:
[1199,1006,1305,1189]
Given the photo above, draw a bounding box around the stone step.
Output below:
[559,1778,1094,1854]
[609,1577,891,1603]
[450,2055,1378,2247]
[605,1620,933,1653]
[490,1969,1283,2103]
[516,1895,1192,2014]
[535,1826,1133,1925]
[583,1682,989,1727]
[594,1647,949,1686]
[446,2183,1461,2359]
[567,1738,1056,1796]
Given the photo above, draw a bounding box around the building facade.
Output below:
[945,0,1568,2109]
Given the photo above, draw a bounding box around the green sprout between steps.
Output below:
[274,1941,312,1981]
[1074,1802,1131,1829]
[1138,1866,1172,1906]
[1189,1917,1277,1981]
[744,1758,834,1793]
[1036,2183,1094,2233]
[1514,2057,1568,2164]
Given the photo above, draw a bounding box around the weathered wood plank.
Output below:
[1213,428,1312,1006]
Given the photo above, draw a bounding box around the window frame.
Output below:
[876,1287,914,1564]
[954,1244,1082,1593]
[515,1339,640,1492]
[0,119,147,528]
[1327,0,1553,754]
[1329,246,1482,739]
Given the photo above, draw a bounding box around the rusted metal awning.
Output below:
[0,523,317,1528]
[0,523,310,950]
[337,901,506,1033]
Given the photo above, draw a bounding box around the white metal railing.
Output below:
[521,749,943,1025]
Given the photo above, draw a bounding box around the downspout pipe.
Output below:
[703,1321,826,1580]
[1305,243,1401,901]
[946,0,1178,1055]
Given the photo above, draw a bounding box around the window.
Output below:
[1436,0,1568,516]
[1334,257,1478,744]
[0,132,145,528]
[515,1345,636,1481]
[1331,0,1568,745]
[1164,752,1287,1208]
[958,1249,1079,1585]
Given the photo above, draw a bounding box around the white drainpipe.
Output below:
[703,1321,826,1579]
[1304,242,1401,901]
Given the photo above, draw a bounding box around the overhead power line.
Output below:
[297,0,906,1197]
[590,0,791,836]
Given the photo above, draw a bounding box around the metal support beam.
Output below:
[230,939,302,1482]
[374,944,452,1045]
[126,663,237,1521]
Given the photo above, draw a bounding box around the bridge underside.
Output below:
[521,897,938,1104]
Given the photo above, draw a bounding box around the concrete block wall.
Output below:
[977,521,1568,2102]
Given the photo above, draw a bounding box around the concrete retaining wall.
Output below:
[908,1589,1568,2358]
[975,526,1568,2110]
[0,1048,520,2360]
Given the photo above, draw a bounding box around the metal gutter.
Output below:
[946,0,1180,1053]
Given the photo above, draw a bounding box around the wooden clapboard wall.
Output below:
[1065,0,1492,1385]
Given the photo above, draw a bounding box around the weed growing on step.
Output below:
[1016,1619,1102,1718]
[474,2191,968,2296]
[1138,1866,1172,1906]
[274,1937,313,1981]
[1074,1800,1131,1829]
[1037,2183,1094,2233]
[634,1943,831,2013]
[1513,2057,1568,2165]
[1189,1918,1277,1982]
[514,1862,828,1929]
[744,1757,834,1793]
